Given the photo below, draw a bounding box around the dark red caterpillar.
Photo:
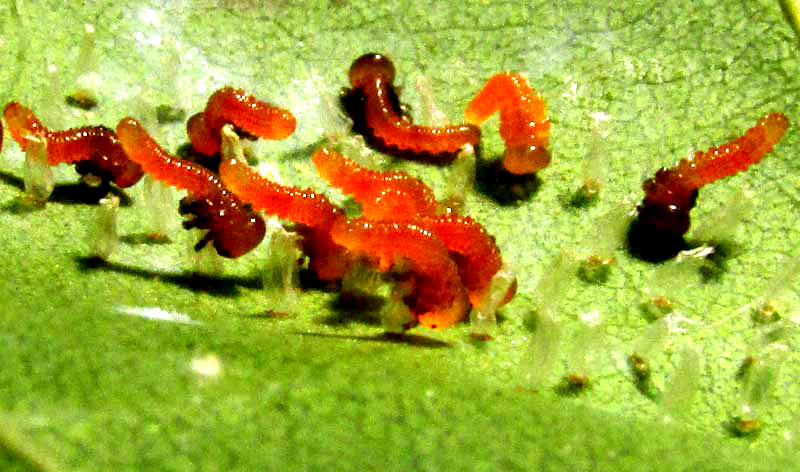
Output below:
[341,53,481,162]
[117,117,265,258]
[465,73,551,175]
[3,101,144,188]
[312,147,437,220]
[630,113,789,261]
[187,87,296,156]
[218,155,350,280]
[330,217,469,330]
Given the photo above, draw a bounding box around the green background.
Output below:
[1,0,800,469]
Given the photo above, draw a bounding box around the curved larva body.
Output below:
[117,117,265,258]
[362,79,481,155]
[219,156,343,229]
[3,102,143,188]
[466,73,551,174]
[331,217,469,330]
[344,53,481,158]
[645,113,790,206]
[294,225,352,282]
[188,87,296,156]
[638,113,789,237]
[219,156,350,280]
[3,102,46,148]
[312,147,437,220]
[186,113,220,157]
[47,127,144,188]
[118,117,220,197]
[416,215,513,307]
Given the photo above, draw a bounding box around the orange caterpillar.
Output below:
[3,102,144,188]
[312,147,437,220]
[312,147,514,307]
[218,156,350,280]
[631,113,789,261]
[331,217,469,330]
[465,73,551,174]
[342,53,481,160]
[415,215,514,307]
[187,87,296,156]
[117,117,265,258]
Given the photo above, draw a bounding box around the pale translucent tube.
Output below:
[68,23,100,110]
[524,308,562,389]
[88,195,119,260]
[577,203,633,283]
[661,343,702,422]
[260,221,301,315]
[469,267,516,337]
[142,175,175,241]
[441,144,476,213]
[23,134,53,204]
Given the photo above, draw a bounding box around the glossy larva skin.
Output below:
[219,156,343,229]
[219,156,351,280]
[343,53,481,159]
[117,117,265,258]
[313,146,513,308]
[312,147,437,221]
[3,102,143,188]
[3,102,46,150]
[466,73,551,175]
[331,217,469,330]
[188,87,296,156]
[415,215,509,307]
[638,113,789,237]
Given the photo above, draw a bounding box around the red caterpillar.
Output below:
[116,117,265,258]
[187,87,296,156]
[312,147,514,307]
[330,217,469,330]
[342,53,481,160]
[3,101,144,188]
[415,215,514,307]
[312,147,437,220]
[631,113,789,260]
[465,73,551,174]
[218,156,350,280]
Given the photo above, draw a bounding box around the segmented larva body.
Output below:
[644,113,789,206]
[219,156,343,230]
[218,156,350,280]
[465,73,551,174]
[639,113,789,236]
[312,147,437,220]
[312,147,512,305]
[3,102,144,188]
[3,101,46,148]
[416,215,513,307]
[331,217,469,330]
[187,87,297,156]
[345,53,481,157]
[117,117,265,258]
[118,118,220,197]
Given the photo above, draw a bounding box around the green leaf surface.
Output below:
[2,0,800,469]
